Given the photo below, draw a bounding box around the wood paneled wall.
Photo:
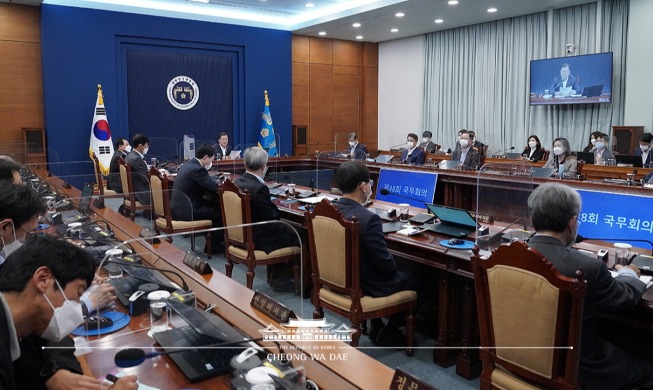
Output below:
[0,4,43,155]
[292,35,378,155]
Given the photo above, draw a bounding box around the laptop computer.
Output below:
[375,155,394,164]
[153,299,251,382]
[575,151,595,164]
[50,182,94,232]
[581,84,604,97]
[630,254,653,274]
[229,150,241,159]
[529,167,556,178]
[615,154,643,168]
[438,160,460,170]
[503,152,523,159]
[107,261,179,306]
[421,204,478,238]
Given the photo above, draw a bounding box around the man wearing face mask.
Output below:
[108,137,131,193]
[526,183,653,390]
[0,183,45,266]
[634,132,652,169]
[345,132,367,160]
[451,130,480,170]
[419,131,437,153]
[125,133,152,209]
[0,159,22,185]
[0,235,138,390]
[170,144,224,252]
[592,132,614,165]
[331,162,422,346]
[399,133,425,165]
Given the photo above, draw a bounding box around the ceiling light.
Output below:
[448,0,459,4]
[487,7,498,13]
[305,3,315,7]
[434,19,444,23]
[188,0,209,3]
[353,22,361,28]
[391,28,398,33]
[356,35,363,40]
[395,12,405,17]
[318,31,326,36]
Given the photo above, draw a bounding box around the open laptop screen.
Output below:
[425,204,477,228]
[78,182,94,213]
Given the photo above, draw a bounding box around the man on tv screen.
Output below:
[550,63,580,97]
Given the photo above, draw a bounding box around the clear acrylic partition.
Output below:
[25,161,96,193]
[475,161,535,253]
[387,134,407,152]
[334,132,351,158]
[148,136,179,165]
[0,143,61,165]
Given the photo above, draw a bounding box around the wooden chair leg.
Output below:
[313,306,324,319]
[190,234,195,251]
[225,259,234,278]
[406,310,415,356]
[245,268,255,290]
[350,321,363,348]
[205,233,211,259]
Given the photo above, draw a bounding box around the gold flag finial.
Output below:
[97,84,104,105]
[264,90,269,107]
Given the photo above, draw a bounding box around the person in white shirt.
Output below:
[214,132,232,160]
[593,132,614,165]
[635,132,652,168]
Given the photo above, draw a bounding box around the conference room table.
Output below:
[41,171,398,389]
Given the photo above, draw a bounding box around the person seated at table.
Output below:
[125,133,152,209]
[521,135,545,161]
[526,183,653,390]
[582,131,601,152]
[235,147,299,291]
[543,137,577,179]
[108,137,130,193]
[400,133,425,165]
[634,132,652,168]
[214,132,232,160]
[0,235,137,390]
[451,130,480,170]
[452,128,466,153]
[170,144,224,252]
[331,161,422,345]
[419,131,437,153]
[593,132,614,165]
[0,184,44,265]
[550,63,581,97]
[344,132,367,160]
[0,159,22,185]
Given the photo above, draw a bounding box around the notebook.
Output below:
[421,204,478,238]
[153,299,251,382]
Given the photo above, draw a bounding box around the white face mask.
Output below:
[0,223,21,259]
[124,145,132,153]
[641,144,650,152]
[595,142,605,149]
[41,280,84,342]
[204,159,212,171]
[422,138,430,144]
[590,138,596,145]
[348,141,356,147]
[459,139,469,147]
[406,141,414,149]
[553,146,565,156]
[528,141,537,148]
[142,147,149,155]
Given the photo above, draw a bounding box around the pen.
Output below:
[106,373,119,383]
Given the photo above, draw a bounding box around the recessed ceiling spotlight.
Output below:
[305,3,315,7]
[353,22,361,28]
[448,0,459,5]
[318,31,326,36]
[391,28,399,33]
[189,0,209,3]
[356,35,363,40]
[395,12,405,17]
[434,19,444,24]
[487,7,498,13]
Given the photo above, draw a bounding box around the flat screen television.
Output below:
[529,52,613,106]
[375,168,438,207]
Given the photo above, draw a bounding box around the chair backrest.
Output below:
[218,179,253,247]
[576,159,585,176]
[305,199,360,296]
[118,156,134,199]
[471,241,586,389]
[148,166,170,220]
[542,148,551,162]
[90,151,105,196]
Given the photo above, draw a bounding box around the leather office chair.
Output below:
[118,156,153,221]
[471,241,586,389]
[576,159,585,179]
[219,179,301,293]
[148,166,213,258]
[305,199,418,355]
[541,149,550,162]
[91,151,120,206]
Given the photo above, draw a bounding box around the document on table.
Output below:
[610,270,653,289]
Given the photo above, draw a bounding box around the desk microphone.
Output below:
[492,146,515,157]
[379,188,424,204]
[574,235,653,255]
[107,258,190,292]
[482,218,529,248]
[114,337,265,368]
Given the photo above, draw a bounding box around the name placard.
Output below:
[390,368,436,390]
[251,291,296,323]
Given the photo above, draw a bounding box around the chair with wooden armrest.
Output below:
[471,241,587,389]
[118,156,153,221]
[91,151,121,208]
[218,179,301,294]
[305,199,417,355]
[148,166,213,258]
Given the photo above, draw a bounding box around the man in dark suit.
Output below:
[550,63,581,96]
[400,133,425,165]
[451,130,480,170]
[214,132,232,160]
[468,130,485,152]
[527,183,653,390]
[634,132,652,168]
[170,144,223,250]
[332,161,421,345]
[124,133,151,206]
[345,132,367,160]
[419,131,437,153]
[107,137,130,193]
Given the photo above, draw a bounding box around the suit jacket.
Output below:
[348,143,368,160]
[420,141,437,153]
[0,293,16,390]
[521,146,545,162]
[125,150,151,205]
[543,155,578,179]
[528,235,651,390]
[634,147,652,168]
[170,158,219,223]
[400,147,425,165]
[451,147,480,170]
[594,148,614,162]
[333,197,420,298]
[107,150,127,193]
[550,74,581,93]
[14,336,82,390]
[214,144,233,160]
[234,173,297,253]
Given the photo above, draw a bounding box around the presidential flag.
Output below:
[258,90,278,157]
[89,84,114,175]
